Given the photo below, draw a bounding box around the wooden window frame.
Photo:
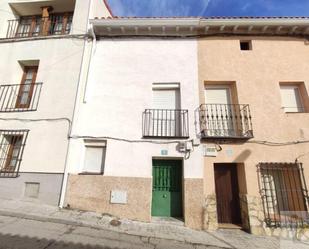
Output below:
[15,12,73,38]
[16,16,41,37]
[49,12,73,35]
[258,163,309,228]
[15,66,38,109]
[3,135,23,172]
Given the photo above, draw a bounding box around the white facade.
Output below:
[0,0,111,205]
[66,38,203,179]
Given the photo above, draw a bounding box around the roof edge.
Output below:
[90,17,309,37]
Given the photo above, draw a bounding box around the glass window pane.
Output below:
[20,93,30,105]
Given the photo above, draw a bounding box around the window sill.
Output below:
[78,172,103,175]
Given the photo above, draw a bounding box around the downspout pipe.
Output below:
[58,0,93,208]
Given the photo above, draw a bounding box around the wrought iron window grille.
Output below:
[257,162,309,228]
[0,130,29,178]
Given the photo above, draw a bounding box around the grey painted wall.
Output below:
[0,173,64,206]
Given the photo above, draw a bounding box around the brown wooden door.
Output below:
[214,163,242,224]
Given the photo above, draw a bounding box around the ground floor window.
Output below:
[81,140,106,174]
[0,130,29,177]
[257,162,309,227]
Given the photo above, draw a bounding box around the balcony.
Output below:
[142,109,189,138]
[196,104,253,139]
[0,83,43,112]
[6,13,73,38]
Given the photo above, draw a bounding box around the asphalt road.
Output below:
[0,215,218,249]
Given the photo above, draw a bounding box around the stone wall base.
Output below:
[203,194,309,241]
[65,174,152,222]
[203,194,218,230]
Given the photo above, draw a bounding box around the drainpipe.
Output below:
[58,0,93,208]
[83,23,96,103]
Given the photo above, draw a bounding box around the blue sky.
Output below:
[107,0,309,17]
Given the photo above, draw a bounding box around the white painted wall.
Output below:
[89,0,112,19]
[67,38,204,179]
[0,38,85,173]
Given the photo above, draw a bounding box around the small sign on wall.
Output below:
[203,145,218,157]
[110,190,127,204]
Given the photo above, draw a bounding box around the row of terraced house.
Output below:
[1,0,309,238]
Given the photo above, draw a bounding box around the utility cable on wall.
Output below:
[69,135,190,144]
[0,118,308,147]
[0,117,72,137]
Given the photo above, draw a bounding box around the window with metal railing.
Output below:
[195,103,253,139]
[0,130,29,178]
[0,83,42,112]
[142,109,189,138]
[6,13,73,38]
[257,163,309,228]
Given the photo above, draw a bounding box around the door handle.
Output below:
[163,194,167,198]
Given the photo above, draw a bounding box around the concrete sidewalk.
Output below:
[0,198,307,249]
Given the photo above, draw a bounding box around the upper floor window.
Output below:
[197,83,253,139]
[142,83,189,138]
[280,84,307,113]
[152,83,180,110]
[0,63,42,112]
[16,66,38,108]
[7,13,73,39]
[240,40,252,51]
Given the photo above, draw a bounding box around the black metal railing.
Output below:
[195,104,253,139]
[257,163,309,228]
[6,14,73,38]
[142,109,189,138]
[0,83,43,112]
[0,130,29,178]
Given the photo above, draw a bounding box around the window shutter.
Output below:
[205,87,231,104]
[280,86,303,112]
[152,89,179,109]
[83,146,105,173]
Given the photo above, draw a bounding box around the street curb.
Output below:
[0,209,231,249]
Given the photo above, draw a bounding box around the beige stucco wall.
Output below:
[198,36,309,235]
[198,36,309,196]
[184,178,204,229]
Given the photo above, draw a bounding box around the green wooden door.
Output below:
[151,159,183,217]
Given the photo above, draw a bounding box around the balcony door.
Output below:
[16,66,38,108]
[152,84,180,137]
[204,86,235,137]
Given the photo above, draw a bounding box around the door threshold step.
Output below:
[151,217,184,226]
[218,223,242,229]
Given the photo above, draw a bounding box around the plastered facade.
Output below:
[198,36,309,235]
[65,38,205,229]
[0,0,111,205]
